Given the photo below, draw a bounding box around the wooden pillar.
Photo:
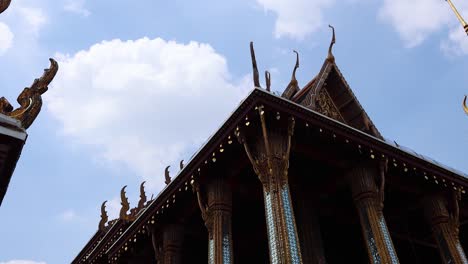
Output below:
[424,193,468,264]
[162,224,184,264]
[349,165,399,264]
[236,109,302,264]
[193,177,233,264]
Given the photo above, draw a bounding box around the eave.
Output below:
[0,114,27,206]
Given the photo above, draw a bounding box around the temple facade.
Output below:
[73,30,468,264]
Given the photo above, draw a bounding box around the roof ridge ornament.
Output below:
[0,0,11,14]
[463,95,468,115]
[98,200,108,231]
[327,25,336,63]
[265,71,271,91]
[180,160,184,170]
[0,58,58,129]
[281,50,300,99]
[137,181,147,210]
[165,166,171,185]
[119,185,130,220]
[250,42,261,88]
[446,0,468,35]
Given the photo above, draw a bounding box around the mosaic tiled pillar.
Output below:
[202,177,233,264]
[162,224,184,264]
[237,113,302,264]
[349,165,399,264]
[424,194,468,264]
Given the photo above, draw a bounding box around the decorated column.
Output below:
[424,193,468,264]
[162,224,184,264]
[236,106,302,264]
[348,165,399,264]
[193,176,233,264]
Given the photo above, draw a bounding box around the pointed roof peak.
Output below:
[327,25,336,63]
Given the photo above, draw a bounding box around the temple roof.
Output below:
[74,87,468,263]
[0,114,27,206]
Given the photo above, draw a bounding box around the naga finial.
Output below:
[180,160,184,170]
[99,200,109,231]
[119,186,130,220]
[137,181,147,210]
[327,25,336,62]
[0,0,11,14]
[463,95,468,115]
[281,50,300,99]
[165,166,171,185]
[250,42,261,88]
[446,0,468,35]
[292,50,299,82]
[265,71,271,92]
[0,58,59,129]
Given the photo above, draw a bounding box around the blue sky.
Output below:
[0,0,468,263]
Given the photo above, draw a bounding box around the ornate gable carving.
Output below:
[315,88,344,122]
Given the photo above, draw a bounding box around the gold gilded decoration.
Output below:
[0,58,58,129]
[0,0,11,14]
[137,181,147,211]
[250,42,261,88]
[327,25,336,62]
[165,166,171,185]
[315,89,345,122]
[99,201,108,231]
[281,50,300,99]
[463,95,468,115]
[446,0,468,35]
[119,186,131,220]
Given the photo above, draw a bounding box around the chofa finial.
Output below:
[327,25,336,62]
[99,200,108,231]
[0,0,11,14]
[165,166,171,185]
[250,42,261,88]
[446,0,468,35]
[281,50,300,99]
[180,160,184,170]
[292,50,299,82]
[463,95,468,115]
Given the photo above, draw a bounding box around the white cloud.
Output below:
[17,6,47,35]
[46,37,249,192]
[441,25,468,56]
[64,0,90,17]
[255,0,334,40]
[0,261,46,264]
[379,0,455,48]
[0,22,14,55]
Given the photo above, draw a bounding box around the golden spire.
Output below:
[463,95,468,115]
[446,0,468,35]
